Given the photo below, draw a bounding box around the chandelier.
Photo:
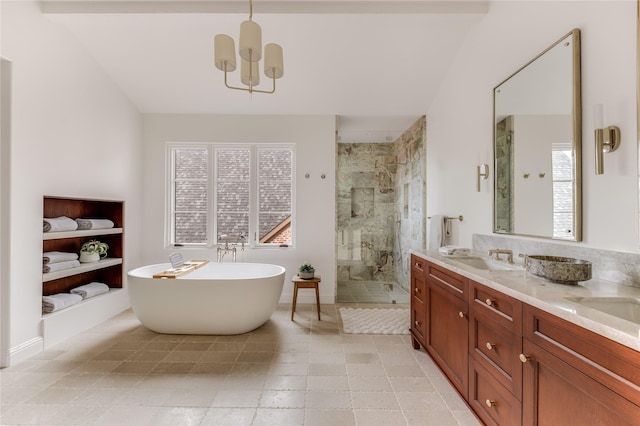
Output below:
[214,0,284,94]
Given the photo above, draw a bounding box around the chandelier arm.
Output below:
[223,69,277,94]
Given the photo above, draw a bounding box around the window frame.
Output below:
[166,142,296,249]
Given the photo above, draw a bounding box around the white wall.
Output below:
[427,0,638,253]
[141,114,337,304]
[1,1,143,364]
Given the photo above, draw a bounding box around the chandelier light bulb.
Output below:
[239,20,262,62]
[214,34,237,72]
[214,0,283,94]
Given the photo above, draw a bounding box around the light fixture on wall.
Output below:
[594,104,621,175]
[477,164,489,192]
[214,0,284,94]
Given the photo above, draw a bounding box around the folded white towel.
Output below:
[43,216,78,233]
[43,260,80,273]
[42,293,83,313]
[71,282,109,299]
[75,218,115,230]
[43,251,79,264]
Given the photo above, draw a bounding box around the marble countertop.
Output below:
[412,249,640,352]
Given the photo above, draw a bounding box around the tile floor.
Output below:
[337,281,411,304]
[0,304,480,426]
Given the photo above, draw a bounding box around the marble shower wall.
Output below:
[337,143,397,282]
[336,117,426,291]
[394,117,427,291]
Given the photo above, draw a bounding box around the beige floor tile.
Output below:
[305,391,352,409]
[304,408,356,426]
[252,407,305,425]
[210,389,262,408]
[0,305,477,425]
[307,375,350,391]
[263,375,307,391]
[112,361,159,374]
[26,386,86,404]
[148,407,208,426]
[259,390,306,408]
[93,405,160,425]
[201,407,256,425]
[389,376,436,393]
[308,362,347,376]
[0,403,64,425]
[353,409,407,426]
[351,391,401,410]
[348,376,393,392]
[404,409,459,425]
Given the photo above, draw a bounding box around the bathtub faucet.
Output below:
[216,241,237,262]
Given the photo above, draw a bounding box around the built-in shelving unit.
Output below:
[42,196,124,297]
[42,196,125,332]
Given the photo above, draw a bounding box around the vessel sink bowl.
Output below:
[527,255,592,284]
[450,256,518,271]
[565,297,640,324]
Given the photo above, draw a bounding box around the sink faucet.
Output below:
[488,249,514,264]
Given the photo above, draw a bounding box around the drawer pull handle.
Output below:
[519,354,530,363]
[486,342,496,350]
[485,399,496,408]
[414,288,420,294]
[485,298,495,307]
[415,262,422,269]
[414,320,421,327]
[458,311,467,318]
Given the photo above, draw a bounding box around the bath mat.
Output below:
[339,308,410,335]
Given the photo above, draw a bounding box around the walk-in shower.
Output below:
[336,117,426,304]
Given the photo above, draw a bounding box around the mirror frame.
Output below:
[493,29,582,241]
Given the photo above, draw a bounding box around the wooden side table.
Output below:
[291,275,321,321]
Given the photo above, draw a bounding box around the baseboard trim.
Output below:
[8,336,44,366]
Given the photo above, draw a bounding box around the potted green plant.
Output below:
[79,240,109,263]
[299,261,315,279]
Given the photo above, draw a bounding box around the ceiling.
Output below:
[40,0,488,141]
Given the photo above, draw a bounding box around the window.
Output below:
[551,143,574,240]
[168,144,294,247]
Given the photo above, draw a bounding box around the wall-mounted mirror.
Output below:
[493,29,582,241]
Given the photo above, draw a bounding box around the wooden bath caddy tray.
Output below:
[153,260,209,279]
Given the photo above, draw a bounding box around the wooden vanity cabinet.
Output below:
[409,256,640,425]
[410,254,427,349]
[522,305,640,425]
[424,262,469,400]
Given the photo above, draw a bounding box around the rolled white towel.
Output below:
[43,216,78,233]
[75,218,115,230]
[42,293,83,313]
[71,282,109,299]
[43,251,79,264]
[43,260,80,273]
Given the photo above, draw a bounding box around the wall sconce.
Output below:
[477,164,489,192]
[594,104,620,175]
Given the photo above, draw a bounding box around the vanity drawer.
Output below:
[469,357,521,426]
[412,273,426,304]
[411,254,426,273]
[470,308,522,398]
[471,280,522,332]
[411,297,426,343]
[427,261,468,300]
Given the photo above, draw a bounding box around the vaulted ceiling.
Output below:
[40,0,488,139]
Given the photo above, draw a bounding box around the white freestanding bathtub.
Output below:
[127,262,285,335]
